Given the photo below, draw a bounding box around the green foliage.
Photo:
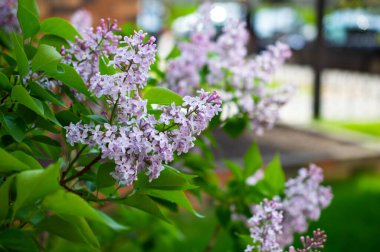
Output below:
[45,63,90,96]
[13,162,60,215]
[17,0,40,38]
[99,56,116,75]
[95,162,116,189]
[123,193,169,222]
[10,32,29,77]
[0,229,39,252]
[0,148,30,173]
[11,85,44,116]
[29,81,66,107]
[262,154,285,195]
[0,72,12,91]
[144,189,201,217]
[143,87,183,106]
[40,17,81,42]
[134,165,197,191]
[36,215,99,248]
[39,34,70,51]
[222,116,248,138]
[243,142,262,178]
[0,113,26,142]
[31,44,62,72]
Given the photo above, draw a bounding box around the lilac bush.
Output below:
[0,1,333,251]
[63,22,221,184]
[164,3,294,134]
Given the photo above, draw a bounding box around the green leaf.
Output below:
[34,117,59,133]
[135,165,197,190]
[10,32,29,77]
[83,115,108,124]
[11,85,44,116]
[40,17,81,42]
[121,23,135,36]
[0,72,12,91]
[13,162,60,215]
[43,190,127,231]
[41,101,62,126]
[259,154,285,196]
[166,46,181,60]
[243,142,262,178]
[17,0,40,38]
[31,44,62,72]
[222,116,247,138]
[24,44,37,59]
[39,34,70,50]
[0,176,15,222]
[30,81,66,107]
[94,210,128,231]
[31,135,60,147]
[43,190,103,222]
[123,193,169,222]
[0,229,38,252]
[0,29,12,49]
[224,160,243,181]
[0,113,26,142]
[45,63,90,96]
[143,87,183,106]
[36,215,99,247]
[96,162,115,189]
[99,56,116,75]
[0,148,30,173]
[1,51,17,67]
[143,189,202,217]
[11,151,43,170]
[56,110,80,126]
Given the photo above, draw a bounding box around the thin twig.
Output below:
[203,224,222,252]
[61,145,87,180]
[62,153,102,184]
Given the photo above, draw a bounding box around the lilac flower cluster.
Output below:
[65,89,221,184]
[243,164,332,251]
[278,164,333,247]
[288,229,327,252]
[0,0,19,32]
[245,198,283,252]
[62,18,121,85]
[64,25,221,184]
[164,3,293,134]
[89,31,156,100]
[165,3,215,96]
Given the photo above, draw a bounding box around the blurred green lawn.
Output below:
[307,173,380,252]
[323,120,380,137]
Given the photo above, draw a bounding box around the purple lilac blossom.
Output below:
[65,28,222,184]
[0,0,19,32]
[70,9,93,33]
[164,3,293,135]
[62,18,121,85]
[65,90,221,185]
[278,164,333,247]
[288,229,327,252]
[244,164,332,250]
[245,198,283,252]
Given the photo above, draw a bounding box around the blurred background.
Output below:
[36,0,380,251]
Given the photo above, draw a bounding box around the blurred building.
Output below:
[37,0,139,23]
